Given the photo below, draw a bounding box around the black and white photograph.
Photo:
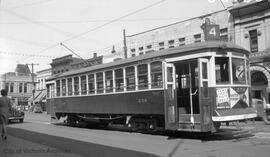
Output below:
[0,0,270,156]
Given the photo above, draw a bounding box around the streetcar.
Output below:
[46,41,257,133]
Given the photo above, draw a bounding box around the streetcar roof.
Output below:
[47,41,249,80]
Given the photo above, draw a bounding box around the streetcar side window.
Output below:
[115,69,124,92]
[74,77,79,95]
[215,57,230,84]
[88,74,95,94]
[61,79,66,96]
[232,58,246,84]
[151,61,163,88]
[67,78,73,96]
[105,71,113,93]
[96,72,104,93]
[138,64,148,90]
[126,66,135,91]
[81,75,87,95]
[56,80,60,96]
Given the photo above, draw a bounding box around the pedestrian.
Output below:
[0,89,12,140]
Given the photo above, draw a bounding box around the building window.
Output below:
[220,28,228,42]
[24,83,27,93]
[220,35,228,42]
[88,74,95,94]
[10,83,14,93]
[81,76,87,95]
[131,48,136,57]
[151,62,163,88]
[168,40,175,48]
[146,45,154,53]
[19,83,23,93]
[194,34,201,43]
[138,47,144,55]
[249,29,258,53]
[159,42,164,50]
[131,48,136,52]
[115,69,124,92]
[5,83,9,93]
[105,71,113,93]
[56,80,60,96]
[96,72,104,93]
[62,79,66,96]
[179,38,185,46]
[74,77,79,95]
[137,64,148,90]
[67,78,73,95]
[126,66,135,91]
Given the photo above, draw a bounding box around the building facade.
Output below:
[229,0,270,102]
[125,0,270,103]
[0,64,35,106]
[36,68,52,90]
[50,53,103,76]
[126,9,232,57]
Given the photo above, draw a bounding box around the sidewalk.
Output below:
[0,135,81,157]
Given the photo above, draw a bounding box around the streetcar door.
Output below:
[198,58,212,132]
[176,60,200,131]
[164,63,177,130]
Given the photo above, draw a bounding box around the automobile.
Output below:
[33,105,43,113]
[8,107,25,123]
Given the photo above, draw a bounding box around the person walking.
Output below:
[0,89,12,140]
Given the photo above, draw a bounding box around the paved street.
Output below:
[1,112,270,157]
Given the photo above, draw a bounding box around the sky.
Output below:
[0,0,232,74]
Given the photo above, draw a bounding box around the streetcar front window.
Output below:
[232,58,246,84]
[215,57,230,84]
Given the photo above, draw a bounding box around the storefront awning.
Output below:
[28,90,46,102]
[35,90,46,103]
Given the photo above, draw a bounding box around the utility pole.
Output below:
[26,63,39,108]
[123,29,128,59]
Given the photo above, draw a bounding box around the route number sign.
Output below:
[202,24,220,41]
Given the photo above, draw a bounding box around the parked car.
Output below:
[8,107,25,123]
[33,105,43,113]
[251,98,270,118]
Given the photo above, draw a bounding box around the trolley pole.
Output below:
[27,63,39,108]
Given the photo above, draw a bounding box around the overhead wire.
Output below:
[2,22,270,60]
[19,0,167,61]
